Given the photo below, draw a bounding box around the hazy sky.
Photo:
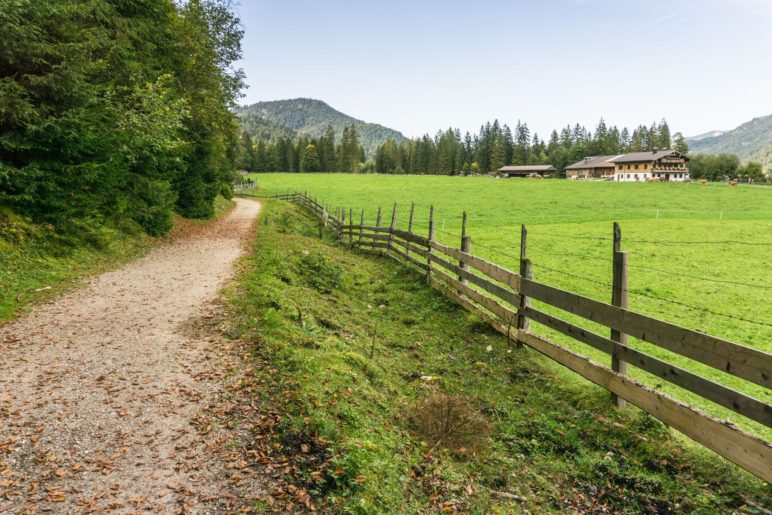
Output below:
[235,0,772,139]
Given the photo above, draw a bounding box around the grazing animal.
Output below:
[698,179,709,185]
[728,179,738,186]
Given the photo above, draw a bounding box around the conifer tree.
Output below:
[301,144,322,173]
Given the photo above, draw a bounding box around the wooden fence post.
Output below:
[427,206,435,282]
[338,208,344,244]
[517,224,531,344]
[358,209,365,245]
[389,203,397,250]
[460,211,470,284]
[611,221,629,408]
[349,208,353,245]
[376,206,382,227]
[407,202,415,258]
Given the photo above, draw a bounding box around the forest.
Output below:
[235,124,368,174]
[0,0,245,237]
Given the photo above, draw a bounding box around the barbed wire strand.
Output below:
[531,262,772,328]
[529,231,772,246]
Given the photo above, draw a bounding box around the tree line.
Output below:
[241,119,683,177]
[236,124,368,174]
[372,119,687,176]
[688,154,765,182]
[0,0,244,237]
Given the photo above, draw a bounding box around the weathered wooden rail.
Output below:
[242,191,772,483]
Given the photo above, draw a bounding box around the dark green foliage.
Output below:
[691,153,738,181]
[220,182,234,200]
[0,0,244,236]
[241,123,367,174]
[301,144,322,173]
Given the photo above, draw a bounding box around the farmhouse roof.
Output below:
[610,149,689,163]
[565,155,620,170]
[498,165,557,172]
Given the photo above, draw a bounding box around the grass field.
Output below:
[227,200,769,512]
[246,174,772,439]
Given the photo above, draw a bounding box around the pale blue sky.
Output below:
[235,0,772,138]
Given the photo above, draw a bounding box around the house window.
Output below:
[626,174,630,179]
[634,164,639,170]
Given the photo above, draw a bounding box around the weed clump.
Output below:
[408,392,490,453]
[299,250,342,293]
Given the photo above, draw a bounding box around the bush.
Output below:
[130,179,176,236]
[408,392,490,453]
[220,182,234,200]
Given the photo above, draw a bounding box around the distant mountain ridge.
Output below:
[686,114,772,171]
[687,130,726,141]
[235,98,406,156]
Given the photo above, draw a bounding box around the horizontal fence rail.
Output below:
[239,191,772,483]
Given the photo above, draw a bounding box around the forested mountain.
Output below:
[0,0,245,236]
[236,98,406,156]
[687,115,772,172]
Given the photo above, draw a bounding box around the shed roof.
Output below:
[498,165,557,172]
[565,155,619,170]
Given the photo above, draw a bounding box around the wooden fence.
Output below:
[240,191,772,483]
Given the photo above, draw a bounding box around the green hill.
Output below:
[235,98,406,157]
[687,114,772,172]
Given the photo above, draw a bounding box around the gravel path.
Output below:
[0,199,261,512]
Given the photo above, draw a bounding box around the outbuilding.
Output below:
[497,165,557,178]
[565,155,618,180]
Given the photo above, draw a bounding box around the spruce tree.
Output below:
[301,144,322,173]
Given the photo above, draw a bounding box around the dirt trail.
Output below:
[0,199,261,512]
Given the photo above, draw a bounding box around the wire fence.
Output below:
[529,262,772,328]
[243,189,772,329]
[421,229,772,328]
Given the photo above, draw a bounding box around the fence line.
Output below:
[239,191,772,484]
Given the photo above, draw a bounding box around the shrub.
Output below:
[408,392,490,453]
[220,182,234,200]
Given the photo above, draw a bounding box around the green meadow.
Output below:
[247,173,772,438]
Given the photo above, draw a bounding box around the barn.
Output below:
[497,165,557,178]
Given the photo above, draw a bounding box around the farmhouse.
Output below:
[565,155,618,180]
[498,165,557,178]
[610,149,690,182]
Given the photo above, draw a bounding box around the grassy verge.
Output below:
[0,196,234,324]
[226,200,769,513]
